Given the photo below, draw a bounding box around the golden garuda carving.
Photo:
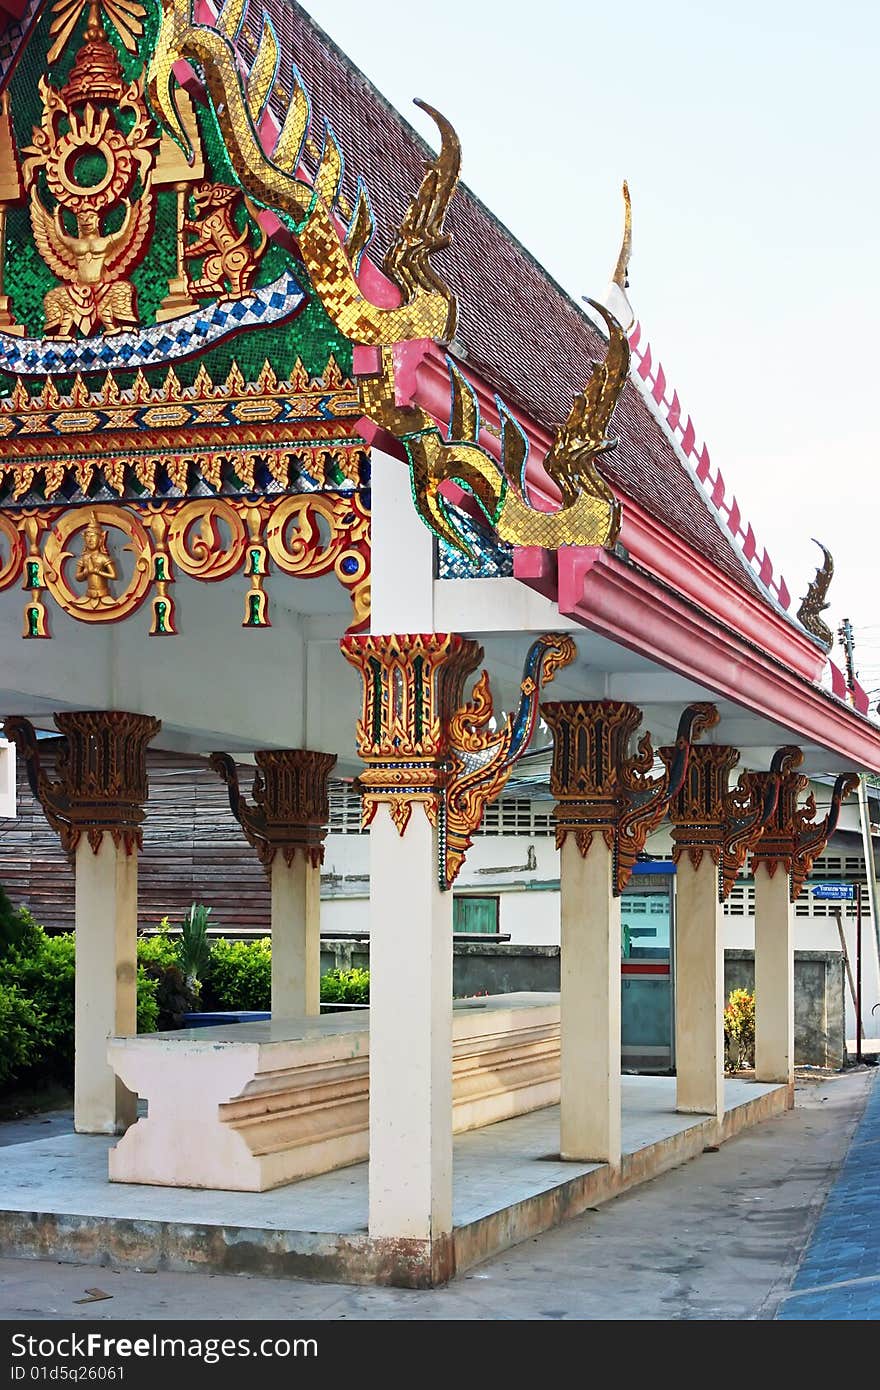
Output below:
[148,0,460,346]
[22,0,156,337]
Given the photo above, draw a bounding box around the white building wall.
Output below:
[319,784,880,1039]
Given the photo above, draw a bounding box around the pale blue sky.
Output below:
[303,0,880,695]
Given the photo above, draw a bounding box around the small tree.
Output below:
[724,988,756,1072]
[179,903,213,1002]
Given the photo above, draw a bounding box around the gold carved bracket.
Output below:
[616,701,719,894]
[149,0,459,346]
[668,744,784,900]
[542,699,719,895]
[3,710,160,856]
[443,634,576,888]
[210,749,337,872]
[787,771,859,901]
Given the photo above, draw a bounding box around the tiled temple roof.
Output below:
[250,0,768,603]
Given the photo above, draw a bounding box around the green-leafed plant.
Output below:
[320,966,370,1005]
[203,937,272,1011]
[724,988,756,1072]
[0,981,43,1088]
[137,918,198,1028]
[0,918,160,1092]
[179,903,213,1000]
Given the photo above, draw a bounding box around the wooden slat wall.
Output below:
[0,749,271,934]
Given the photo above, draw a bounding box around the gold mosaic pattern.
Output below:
[358,299,629,560]
[149,0,460,347]
[0,359,363,498]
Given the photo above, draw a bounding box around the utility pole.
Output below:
[838,617,857,695]
[837,617,880,1030]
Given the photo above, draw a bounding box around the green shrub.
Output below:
[2,931,76,1083]
[136,968,159,1034]
[0,921,162,1087]
[724,988,756,1072]
[0,982,43,1089]
[136,919,179,970]
[203,937,272,1011]
[320,966,370,1004]
[137,921,198,1029]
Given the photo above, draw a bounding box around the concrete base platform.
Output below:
[0,1075,789,1288]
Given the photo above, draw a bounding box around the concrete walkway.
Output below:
[0,1066,876,1320]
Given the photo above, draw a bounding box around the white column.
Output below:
[754,862,794,1084]
[74,836,138,1135]
[675,854,724,1119]
[560,835,621,1164]
[270,854,321,1018]
[368,805,453,1242]
[370,446,434,632]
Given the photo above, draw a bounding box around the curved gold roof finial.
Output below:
[611,180,632,290]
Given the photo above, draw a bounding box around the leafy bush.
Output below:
[0,982,42,1088]
[320,966,370,1004]
[724,988,756,1072]
[203,937,272,1011]
[0,920,160,1091]
[137,920,198,1029]
[2,931,76,1083]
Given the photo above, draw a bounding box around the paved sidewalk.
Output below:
[776,1066,880,1319]
[0,1066,876,1321]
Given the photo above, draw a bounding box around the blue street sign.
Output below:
[810,882,855,900]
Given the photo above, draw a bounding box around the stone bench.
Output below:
[108,992,561,1191]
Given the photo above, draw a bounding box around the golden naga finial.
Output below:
[358,292,628,560]
[148,0,460,345]
[797,539,834,649]
[611,179,632,289]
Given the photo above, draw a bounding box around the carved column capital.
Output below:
[666,743,779,899]
[340,631,482,836]
[3,710,161,856]
[541,699,718,894]
[750,749,859,900]
[210,748,337,871]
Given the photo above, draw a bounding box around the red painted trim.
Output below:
[622,962,670,976]
[550,546,880,770]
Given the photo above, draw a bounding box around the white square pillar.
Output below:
[560,835,621,1163]
[271,855,321,1018]
[674,854,724,1119]
[75,836,139,1134]
[754,862,794,1085]
[368,805,453,1242]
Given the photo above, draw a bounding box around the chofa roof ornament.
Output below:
[359,294,629,561]
[796,539,835,650]
[148,0,460,346]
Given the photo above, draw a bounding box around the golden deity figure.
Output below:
[21,0,157,339]
[74,510,116,605]
[34,200,149,337]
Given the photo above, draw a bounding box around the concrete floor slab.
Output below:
[0,1075,785,1288]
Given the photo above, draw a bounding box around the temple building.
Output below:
[0,0,878,1288]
